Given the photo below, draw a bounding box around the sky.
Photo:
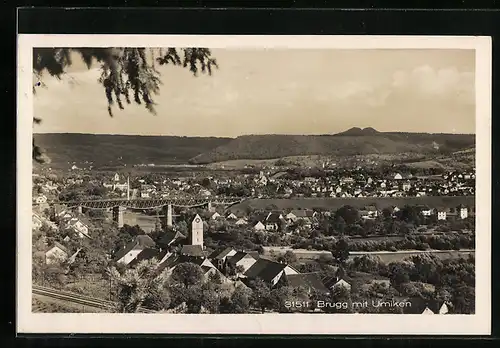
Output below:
[33,48,476,137]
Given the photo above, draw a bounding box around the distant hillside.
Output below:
[34,131,475,169]
[33,133,232,168]
[335,127,380,136]
[189,131,475,164]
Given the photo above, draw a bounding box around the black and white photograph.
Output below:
[17,35,491,335]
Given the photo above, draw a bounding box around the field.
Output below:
[349,249,475,263]
[229,196,475,213]
[262,246,475,264]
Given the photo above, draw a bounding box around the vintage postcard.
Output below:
[17,35,491,335]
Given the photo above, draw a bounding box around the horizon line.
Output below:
[32,130,477,137]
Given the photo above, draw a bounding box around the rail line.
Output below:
[32,285,155,313]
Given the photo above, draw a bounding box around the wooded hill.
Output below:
[33,128,475,168]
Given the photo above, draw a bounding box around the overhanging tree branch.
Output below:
[32,47,219,163]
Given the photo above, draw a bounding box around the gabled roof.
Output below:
[244,258,286,283]
[113,235,155,262]
[254,213,268,223]
[192,214,203,223]
[227,251,257,265]
[112,240,138,262]
[157,254,180,273]
[158,230,186,246]
[180,245,204,257]
[322,275,351,289]
[285,272,329,294]
[201,265,214,274]
[209,247,236,260]
[403,297,449,314]
[128,248,166,268]
[266,212,283,223]
[136,234,156,248]
[48,241,69,254]
[288,210,314,218]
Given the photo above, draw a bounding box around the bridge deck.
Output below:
[35,197,245,209]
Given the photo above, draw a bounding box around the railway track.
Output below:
[32,285,155,313]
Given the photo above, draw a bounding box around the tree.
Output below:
[451,284,475,314]
[331,238,350,266]
[270,286,295,313]
[166,263,222,313]
[249,278,272,313]
[108,258,168,313]
[32,47,218,163]
[278,250,298,265]
[201,177,212,189]
[388,262,412,292]
[225,285,253,313]
[170,262,205,289]
[120,224,146,238]
[335,206,359,225]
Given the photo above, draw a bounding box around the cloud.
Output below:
[391,65,474,104]
[322,64,475,109]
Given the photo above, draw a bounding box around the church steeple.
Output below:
[191,214,204,248]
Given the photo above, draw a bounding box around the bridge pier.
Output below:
[207,201,214,213]
[112,206,125,228]
[162,204,173,228]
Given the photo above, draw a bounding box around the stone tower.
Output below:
[191,214,204,247]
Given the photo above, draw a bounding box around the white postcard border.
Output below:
[17,35,492,335]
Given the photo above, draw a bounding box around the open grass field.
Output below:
[263,246,475,264]
[230,195,475,213]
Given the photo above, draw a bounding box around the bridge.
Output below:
[34,196,246,228]
[40,196,245,209]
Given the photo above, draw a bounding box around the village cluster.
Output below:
[31,160,476,315]
[32,167,475,206]
[32,205,458,315]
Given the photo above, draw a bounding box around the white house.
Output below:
[65,218,90,238]
[226,252,258,274]
[254,221,266,231]
[210,212,221,220]
[115,235,156,266]
[226,212,238,220]
[45,242,69,265]
[402,182,411,192]
[422,307,435,315]
[283,264,299,275]
[438,302,450,314]
[34,195,48,204]
[394,173,403,180]
[437,210,447,220]
[459,206,468,219]
[32,213,44,230]
[331,279,351,292]
[421,208,433,216]
[235,218,247,226]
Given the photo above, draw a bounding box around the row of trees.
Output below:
[290,232,474,252]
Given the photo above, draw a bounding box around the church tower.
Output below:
[191,214,204,248]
